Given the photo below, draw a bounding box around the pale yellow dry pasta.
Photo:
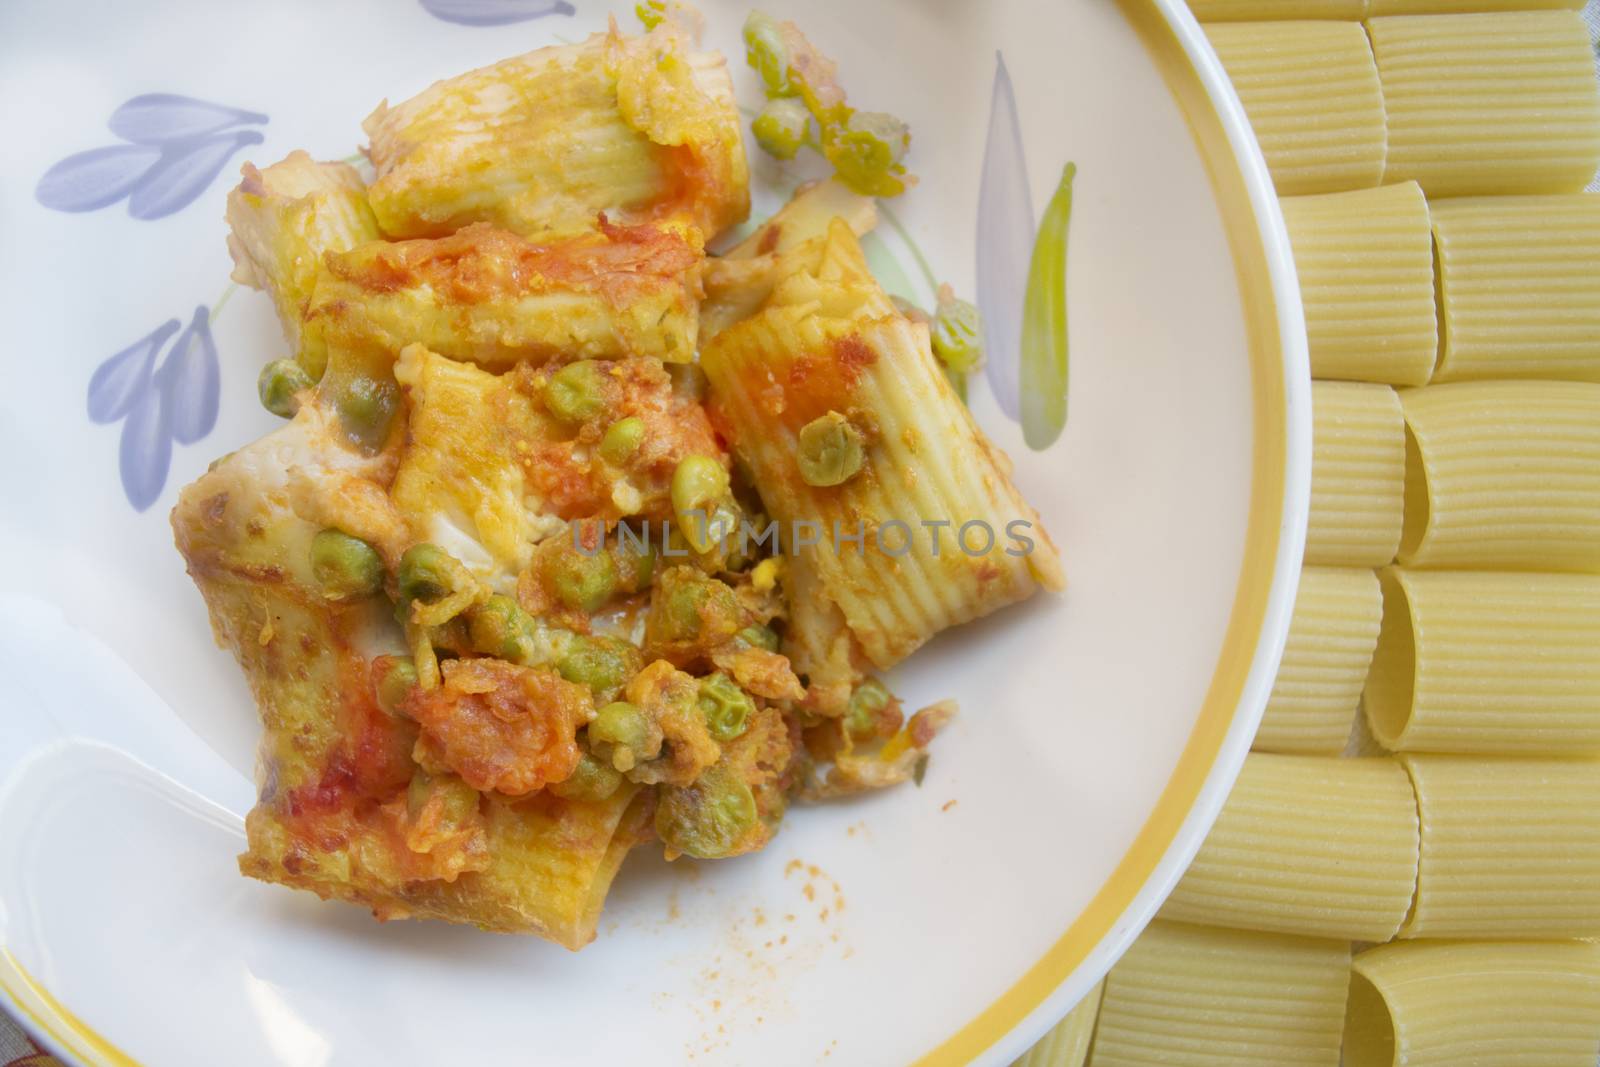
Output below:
[1430,196,1600,383]
[1187,0,1365,20]
[1014,982,1102,1067]
[1367,12,1600,196]
[1371,0,1582,12]
[1398,382,1600,571]
[1307,382,1404,567]
[1160,753,1418,941]
[1255,566,1380,754]
[1345,940,1600,1067]
[1089,920,1350,1067]
[1364,569,1600,753]
[1279,183,1435,386]
[1203,23,1386,195]
[1399,754,1600,938]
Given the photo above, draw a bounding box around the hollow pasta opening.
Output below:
[1343,970,1398,1067]
[1397,423,1431,562]
[1363,569,1416,748]
[1429,229,1448,380]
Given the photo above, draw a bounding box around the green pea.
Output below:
[468,594,540,664]
[742,11,794,97]
[397,543,457,604]
[591,700,651,753]
[336,374,399,449]
[611,532,657,593]
[375,656,417,716]
[825,112,912,198]
[558,636,641,698]
[598,416,646,464]
[549,751,623,803]
[545,543,619,613]
[796,411,865,487]
[655,767,758,859]
[671,455,735,554]
[406,770,480,823]
[752,98,809,160]
[651,570,740,645]
[931,296,984,373]
[845,677,893,739]
[309,529,384,600]
[697,673,754,742]
[736,624,780,652]
[544,360,610,424]
[258,359,313,418]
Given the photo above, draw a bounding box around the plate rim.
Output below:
[0,0,1311,1061]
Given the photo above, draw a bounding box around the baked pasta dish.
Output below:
[173,6,1063,949]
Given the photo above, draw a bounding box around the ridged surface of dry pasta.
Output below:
[1370,0,1584,11]
[1089,920,1350,1067]
[1345,940,1600,1067]
[1160,753,1418,940]
[1364,569,1600,753]
[1398,381,1600,571]
[1367,12,1600,196]
[1203,22,1386,194]
[1255,566,1380,754]
[1279,183,1435,386]
[1308,382,1404,566]
[1014,982,1102,1067]
[1399,754,1600,938]
[1187,0,1365,19]
[1430,196,1600,383]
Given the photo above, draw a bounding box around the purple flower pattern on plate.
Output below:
[974,53,1033,423]
[420,0,575,25]
[88,307,220,511]
[36,95,267,220]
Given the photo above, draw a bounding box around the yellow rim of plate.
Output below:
[915,0,1303,1061]
[0,0,1304,1062]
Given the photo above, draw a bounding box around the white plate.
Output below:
[0,0,1308,1063]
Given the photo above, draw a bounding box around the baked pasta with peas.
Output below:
[174,6,1062,949]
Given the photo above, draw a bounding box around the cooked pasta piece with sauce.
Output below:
[304,220,705,371]
[1278,182,1434,387]
[1430,196,1600,384]
[1159,753,1418,940]
[702,220,1064,713]
[1364,569,1600,754]
[1367,12,1600,196]
[1345,940,1600,1067]
[1398,381,1600,572]
[1203,22,1386,195]
[363,23,748,241]
[1254,566,1379,755]
[1307,382,1405,567]
[1399,754,1600,938]
[1090,920,1350,1067]
[224,150,381,350]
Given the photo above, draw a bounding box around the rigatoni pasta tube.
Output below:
[1279,183,1435,386]
[1364,569,1600,753]
[1203,23,1386,195]
[1367,12,1600,196]
[1280,183,1433,388]
[1345,941,1600,1067]
[1307,382,1405,567]
[1398,382,1600,572]
[1159,753,1418,941]
[1255,566,1380,754]
[1089,920,1350,1067]
[224,151,380,350]
[1371,0,1583,12]
[1430,196,1600,384]
[1186,0,1364,20]
[1399,754,1600,939]
[1015,982,1101,1067]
